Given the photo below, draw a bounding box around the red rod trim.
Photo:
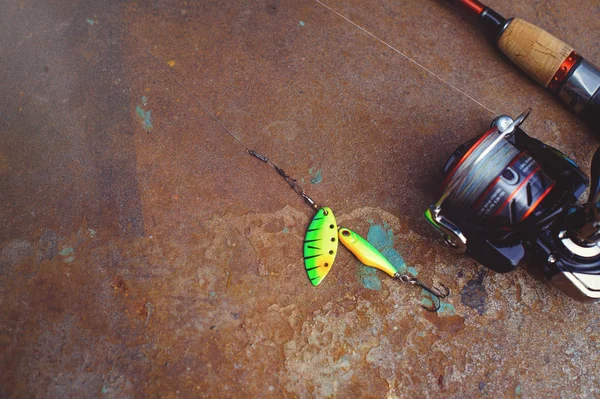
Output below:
[455,0,486,16]
[547,51,581,92]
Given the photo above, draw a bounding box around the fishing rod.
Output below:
[445,0,600,133]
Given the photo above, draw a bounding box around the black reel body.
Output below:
[427,111,600,301]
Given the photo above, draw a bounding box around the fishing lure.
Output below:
[248,151,451,309]
[339,227,449,311]
[304,207,338,286]
[247,151,340,285]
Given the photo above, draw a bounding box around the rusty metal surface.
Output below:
[1,0,599,397]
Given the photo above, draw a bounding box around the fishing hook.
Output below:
[396,274,450,312]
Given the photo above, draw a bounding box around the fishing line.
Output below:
[314,0,499,116]
[313,0,529,221]
[161,55,251,152]
[444,131,519,208]
[143,49,321,211]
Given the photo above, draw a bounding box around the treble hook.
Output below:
[395,274,450,312]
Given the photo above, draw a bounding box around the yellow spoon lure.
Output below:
[338,227,399,278]
[338,227,450,312]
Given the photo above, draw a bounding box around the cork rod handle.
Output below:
[498,18,573,88]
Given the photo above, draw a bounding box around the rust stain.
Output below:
[111,276,129,296]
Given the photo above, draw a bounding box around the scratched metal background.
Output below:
[1,0,599,397]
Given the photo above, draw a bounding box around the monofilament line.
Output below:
[178,83,252,152]
[315,0,498,116]
[144,49,251,151]
[143,48,320,210]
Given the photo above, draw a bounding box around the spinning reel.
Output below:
[426,109,600,301]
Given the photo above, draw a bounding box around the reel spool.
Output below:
[440,117,555,224]
[426,109,600,302]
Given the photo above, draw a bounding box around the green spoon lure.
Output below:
[304,207,338,286]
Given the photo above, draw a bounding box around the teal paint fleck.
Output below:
[141,96,148,106]
[299,20,305,27]
[358,265,381,290]
[282,227,290,234]
[64,256,75,263]
[421,295,433,308]
[309,167,322,185]
[136,105,152,129]
[417,331,426,337]
[86,19,94,25]
[438,302,455,315]
[88,228,97,238]
[407,266,418,275]
[60,247,74,256]
[366,224,408,275]
[101,386,108,394]
[310,170,322,184]
[515,384,522,396]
